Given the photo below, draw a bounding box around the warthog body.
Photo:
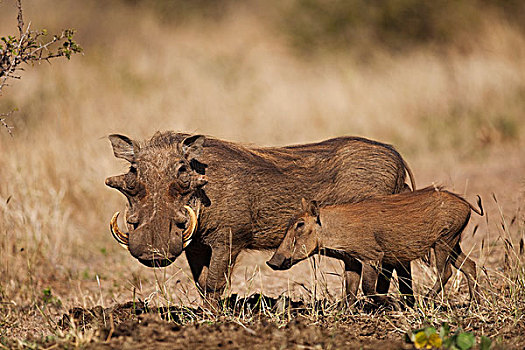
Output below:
[106,132,415,304]
[267,187,483,306]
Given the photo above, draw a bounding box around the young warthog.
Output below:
[267,187,483,306]
[106,132,416,306]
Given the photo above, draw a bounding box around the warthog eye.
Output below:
[124,170,139,194]
[169,181,190,197]
[179,173,190,186]
[176,222,187,230]
[124,182,139,196]
[176,163,192,187]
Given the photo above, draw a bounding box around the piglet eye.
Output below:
[295,221,305,230]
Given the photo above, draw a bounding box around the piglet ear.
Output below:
[179,135,205,160]
[108,134,139,163]
[308,200,320,218]
[301,198,309,213]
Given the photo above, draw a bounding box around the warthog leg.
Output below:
[429,227,479,306]
[427,240,453,301]
[187,242,241,311]
[375,263,394,306]
[185,240,212,295]
[374,262,414,308]
[396,261,415,308]
[342,256,362,307]
[449,242,479,304]
[361,263,378,297]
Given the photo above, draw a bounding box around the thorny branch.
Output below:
[0,111,15,136]
[0,0,82,133]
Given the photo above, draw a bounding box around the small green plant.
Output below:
[42,287,52,303]
[41,287,61,307]
[406,323,492,350]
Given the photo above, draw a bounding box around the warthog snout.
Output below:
[266,253,292,270]
[109,205,198,267]
[268,198,322,271]
[106,133,205,268]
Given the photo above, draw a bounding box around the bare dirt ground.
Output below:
[58,299,411,350]
[3,283,525,349]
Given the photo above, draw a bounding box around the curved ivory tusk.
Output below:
[110,212,129,249]
[182,205,197,249]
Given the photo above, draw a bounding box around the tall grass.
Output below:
[0,0,524,344]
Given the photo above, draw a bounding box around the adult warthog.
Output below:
[105,132,415,305]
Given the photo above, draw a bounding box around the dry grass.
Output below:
[0,0,524,348]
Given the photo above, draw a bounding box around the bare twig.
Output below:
[0,0,82,134]
[0,111,15,136]
[16,0,24,38]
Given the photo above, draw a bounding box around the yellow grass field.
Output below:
[1,1,524,348]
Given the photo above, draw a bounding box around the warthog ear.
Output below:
[105,174,125,189]
[108,134,139,163]
[179,135,205,160]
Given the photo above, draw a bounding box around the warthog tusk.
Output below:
[182,205,197,249]
[110,212,129,249]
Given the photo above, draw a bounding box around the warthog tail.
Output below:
[403,158,417,191]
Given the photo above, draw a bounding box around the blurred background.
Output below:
[0,0,524,326]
